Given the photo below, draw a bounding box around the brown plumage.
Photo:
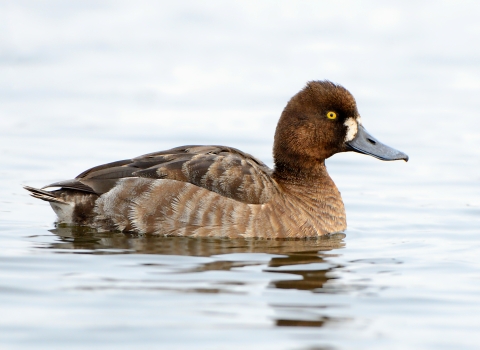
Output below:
[24,81,408,238]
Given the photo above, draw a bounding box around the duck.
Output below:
[24,81,408,238]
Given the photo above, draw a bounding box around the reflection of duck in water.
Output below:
[49,225,347,327]
[49,224,345,256]
[26,81,407,238]
[49,224,344,292]
[49,224,344,293]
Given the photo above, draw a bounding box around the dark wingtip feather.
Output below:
[41,180,96,194]
[23,185,67,204]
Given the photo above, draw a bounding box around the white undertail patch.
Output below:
[344,117,359,142]
[50,202,74,223]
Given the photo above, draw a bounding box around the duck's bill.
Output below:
[346,125,409,162]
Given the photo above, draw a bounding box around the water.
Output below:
[2,1,480,349]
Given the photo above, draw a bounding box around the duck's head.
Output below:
[273,80,408,174]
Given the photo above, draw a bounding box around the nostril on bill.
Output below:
[367,138,377,145]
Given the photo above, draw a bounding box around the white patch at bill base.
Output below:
[344,117,358,142]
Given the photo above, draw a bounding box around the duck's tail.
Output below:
[24,185,99,225]
[23,186,68,204]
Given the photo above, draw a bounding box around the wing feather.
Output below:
[49,145,278,204]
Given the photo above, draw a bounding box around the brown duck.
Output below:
[25,81,408,238]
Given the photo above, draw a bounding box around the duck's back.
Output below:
[57,145,277,203]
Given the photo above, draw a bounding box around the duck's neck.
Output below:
[273,158,332,189]
[273,159,346,233]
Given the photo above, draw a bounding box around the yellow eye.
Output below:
[326,111,337,119]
